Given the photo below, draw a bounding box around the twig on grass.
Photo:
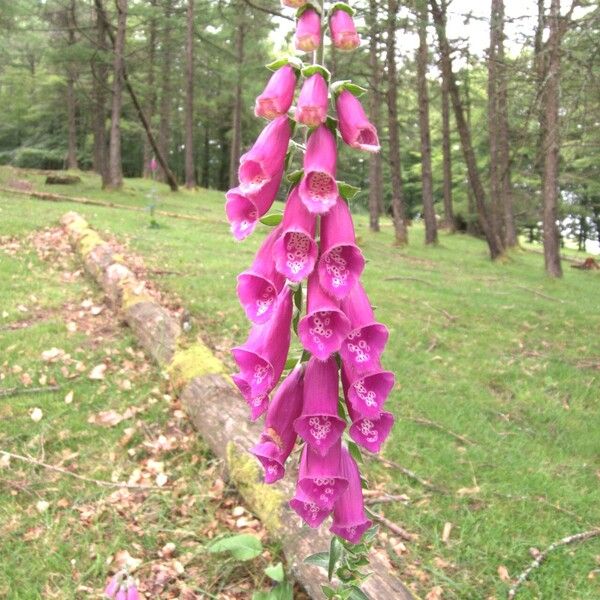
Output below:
[422,301,458,323]
[0,450,166,491]
[407,416,475,446]
[0,384,60,398]
[365,508,415,541]
[364,493,411,506]
[371,455,447,493]
[507,528,600,598]
[384,275,434,286]
[515,285,565,304]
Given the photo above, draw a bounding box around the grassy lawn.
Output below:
[1,167,600,599]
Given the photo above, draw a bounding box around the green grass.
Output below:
[1,167,600,599]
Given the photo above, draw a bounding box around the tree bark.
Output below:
[541,0,564,277]
[92,3,109,185]
[367,0,382,232]
[158,0,174,184]
[440,1,454,231]
[430,0,504,259]
[66,0,78,170]
[184,0,196,189]
[229,11,245,189]
[417,0,438,244]
[107,0,127,190]
[496,0,518,247]
[142,0,158,178]
[386,0,409,246]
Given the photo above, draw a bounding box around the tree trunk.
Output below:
[430,0,504,259]
[107,0,127,190]
[142,0,157,178]
[158,0,174,183]
[417,0,438,244]
[496,0,518,247]
[367,0,382,232]
[440,0,454,232]
[66,0,78,170]
[541,0,563,277]
[386,0,409,246]
[229,13,245,189]
[488,0,503,243]
[92,4,109,185]
[184,0,196,189]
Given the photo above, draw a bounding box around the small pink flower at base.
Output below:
[298,125,338,214]
[298,440,348,510]
[237,226,285,324]
[126,580,139,600]
[225,170,283,241]
[238,115,291,195]
[116,589,127,600]
[295,73,328,128]
[318,199,365,300]
[295,8,321,53]
[329,9,360,52]
[344,388,395,453]
[289,485,331,528]
[340,282,389,374]
[343,362,395,419]
[250,365,305,483]
[104,573,122,598]
[232,287,293,398]
[149,157,158,172]
[294,356,346,456]
[336,90,381,153]
[255,65,297,120]
[330,447,372,544]
[298,272,350,360]
[273,187,318,282]
[282,0,307,8]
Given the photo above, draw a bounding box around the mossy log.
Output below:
[60,211,413,600]
[45,174,82,185]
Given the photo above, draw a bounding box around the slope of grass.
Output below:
[1,167,599,599]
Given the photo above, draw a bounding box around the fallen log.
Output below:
[45,174,81,185]
[60,211,414,600]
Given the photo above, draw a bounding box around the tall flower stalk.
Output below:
[225,1,393,593]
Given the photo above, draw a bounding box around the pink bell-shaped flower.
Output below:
[318,198,365,300]
[237,226,285,324]
[289,484,331,527]
[295,8,321,53]
[330,447,372,544]
[298,124,339,214]
[336,89,380,153]
[273,186,318,282]
[250,365,305,483]
[329,8,360,52]
[225,169,283,241]
[294,356,346,456]
[298,271,350,360]
[340,282,389,375]
[295,73,328,128]
[255,65,297,120]
[297,439,348,509]
[238,115,291,195]
[343,360,395,419]
[232,287,293,400]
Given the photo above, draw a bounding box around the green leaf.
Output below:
[207,534,263,561]
[347,440,363,463]
[266,56,303,72]
[284,356,300,370]
[329,2,355,16]
[287,169,304,185]
[260,213,283,227]
[297,2,322,18]
[328,536,343,581]
[331,80,368,98]
[326,116,339,136]
[301,64,332,82]
[321,586,337,599]
[361,524,379,544]
[304,551,330,570]
[348,586,370,600]
[264,562,285,583]
[293,284,303,311]
[338,181,361,201]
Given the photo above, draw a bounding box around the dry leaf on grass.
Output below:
[88,363,107,380]
[41,347,64,362]
[497,565,511,583]
[426,586,444,600]
[64,390,74,404]
[30,407,43,422]
[442,522,452,544]
[88,409,124,427]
